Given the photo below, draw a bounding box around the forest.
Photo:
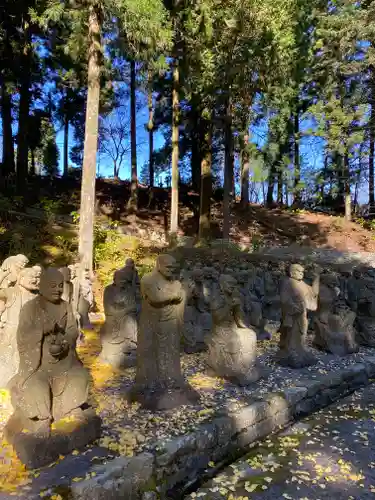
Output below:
[1,0,375,268]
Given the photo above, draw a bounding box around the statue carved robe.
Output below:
[9,296,90,430]
[99,275,138,367]
[131,255,199,410]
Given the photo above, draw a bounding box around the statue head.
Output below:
[125,258,135,270]
[156,254,178,281]
[114,268,132,286]
[353,267,362,279]
[59,267,72,282]
[2,254,29,273]
[14,254,29,271]
[39,268,64,303]
[289,263,304,281]
[219,274,237,296]
[19,267,40,291]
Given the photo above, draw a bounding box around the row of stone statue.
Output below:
[100,257,375,376]
[2,253,375,464]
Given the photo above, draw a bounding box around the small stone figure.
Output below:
[59,266,73,303]
[131,254,199,410]
[5,268,100,468]
[313,273,358,356]
[99,268,138,368]
[206,274,268,386]
[0,254,29,289]
[182,268,211,353]
[202,266,218,308]
[0,267,41,388]
[276,264,319,368]
[262,262,281,322]
[78,266,94,330]
[355,277,375,347]
[347,267,363,313]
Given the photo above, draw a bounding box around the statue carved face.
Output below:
[289,264,304,281]
[157,255,178,281]
[39,269,64,303]
[19,269,40,291]
[125,258,135,270]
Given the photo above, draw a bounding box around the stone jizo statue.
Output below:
[0,254,29,289]
[0,266,41,388]
[276,263,319,368]
[313,273,358,356]
[206,274,268,386]
[131,254,199,410]
[99,268,138,368]
[355,277,375,347]
[6,268,93,438]
[182,267,211,353]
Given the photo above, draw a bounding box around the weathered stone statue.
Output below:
[130,255,199,410]
[237,270,263,329]
[0,254,29,289]
[99,268,138,367]
[203,266,218,308]
[276,263,319,368]
[182,268,211,353]
[355,277,375,347]
[5,268,100,468]
[0,267,41,388]
[262,262,281,321]
[313,273,358,356]
[78,266,94,330]
[347,267,363,312]
[206,274,268,386]
[59,266,73,303]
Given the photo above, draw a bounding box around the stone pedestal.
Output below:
[4,409,101,469]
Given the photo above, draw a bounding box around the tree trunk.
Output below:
[198,115,212,241]
[240,132,250,209]
[16,25,32,192]
[223,95,233,240]
[1,79,15,176]
[293,110,301,206]
[369,77,375,211]
[148,80,154,188]
[63,113,69,177]
[191,100,201,192]
[78,5,102,272]
[344,151,351,221]
[29,149,35,176]
[127,60,138,211]
[266,161,277,206]
[277,163,283,205]
[170,60,179,244]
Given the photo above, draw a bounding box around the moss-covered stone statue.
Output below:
[99,268,138,367]
[130,255,199,410]
[206,274,268,386]
[0,266,41,389]
[5,268,100,468]
[276,263,319,368]
[313,273,358,356]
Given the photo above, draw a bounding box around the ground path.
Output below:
[187,385,375,500]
